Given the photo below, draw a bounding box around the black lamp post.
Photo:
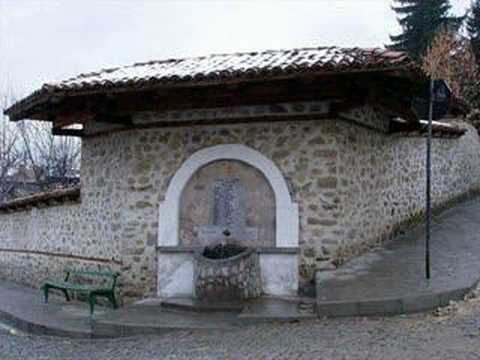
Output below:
[425,77,434,280]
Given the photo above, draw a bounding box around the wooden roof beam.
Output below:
[94,114,133,126]
[52,127,84,137]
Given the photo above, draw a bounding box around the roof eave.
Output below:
[5,66,422,122]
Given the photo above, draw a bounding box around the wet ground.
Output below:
[317,197,480,317]
[1,294,480,360]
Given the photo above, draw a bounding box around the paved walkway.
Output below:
[317,197,480,316]
[0,281,315,338]
[0,281,95,338]
[2,296,480,359]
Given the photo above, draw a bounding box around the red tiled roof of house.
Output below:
[5,47,418,120]
[0,186,80,212]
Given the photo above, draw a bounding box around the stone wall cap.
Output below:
[0,186,80,213]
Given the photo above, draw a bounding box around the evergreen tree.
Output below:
[467,0,480,63]
[389,0,463,61]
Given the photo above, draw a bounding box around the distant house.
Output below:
[0,165,79,203]
[1,46,479,302]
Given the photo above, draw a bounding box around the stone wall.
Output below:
[0,116,478,300]
[334,122,480,263]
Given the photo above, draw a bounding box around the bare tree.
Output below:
[422,27,480,108]
[0,86,80,201]
[0,90,23,201]
[17,121,81,189]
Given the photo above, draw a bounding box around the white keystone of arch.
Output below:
[158,144,299,248]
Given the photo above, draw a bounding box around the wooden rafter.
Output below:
[52,127,85,137]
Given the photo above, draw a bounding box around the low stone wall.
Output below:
[0,201,125,302]
[0,117,478,300]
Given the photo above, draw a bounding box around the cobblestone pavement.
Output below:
[2,297,480,360]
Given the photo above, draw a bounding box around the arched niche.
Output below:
[158,144,299,248]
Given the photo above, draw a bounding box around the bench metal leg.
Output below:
[62,289,71,302]
[109,292,118,309]
[88,293,96,316]
[43,285,50,304]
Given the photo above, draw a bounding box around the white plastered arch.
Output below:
[158,144,299,248]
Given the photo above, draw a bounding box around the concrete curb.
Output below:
[0,308,94,338]
[92,316,234,338]
[92,297,317,337]
[161,298,244,312]
[0,285,473,338]
[92,315,319,338]
[91,321,190,338]
[316,286,472,318]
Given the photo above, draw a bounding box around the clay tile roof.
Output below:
[0,186,80,213]
[4,46,418,120]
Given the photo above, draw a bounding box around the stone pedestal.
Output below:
[193,248,262,301]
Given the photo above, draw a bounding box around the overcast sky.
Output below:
[0,0,471,97]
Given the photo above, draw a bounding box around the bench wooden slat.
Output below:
[65,268,120,278]
[43,280,110,293]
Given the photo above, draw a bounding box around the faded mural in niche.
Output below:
[179,160,275,248]
[198,178,258,244]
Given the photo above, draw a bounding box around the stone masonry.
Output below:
[193,248,262,301]
[0,116,479,301]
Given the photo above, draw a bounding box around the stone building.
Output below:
[2,47,479,302]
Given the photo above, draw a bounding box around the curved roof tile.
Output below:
[5,46,418,119]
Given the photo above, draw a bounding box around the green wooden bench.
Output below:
[42,268,120,316]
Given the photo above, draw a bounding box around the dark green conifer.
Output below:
[389,0,463,60]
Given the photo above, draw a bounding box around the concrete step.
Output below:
[161,297,244,313]
[239,298,316,322]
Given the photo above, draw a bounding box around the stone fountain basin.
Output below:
[193,247,262,302]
